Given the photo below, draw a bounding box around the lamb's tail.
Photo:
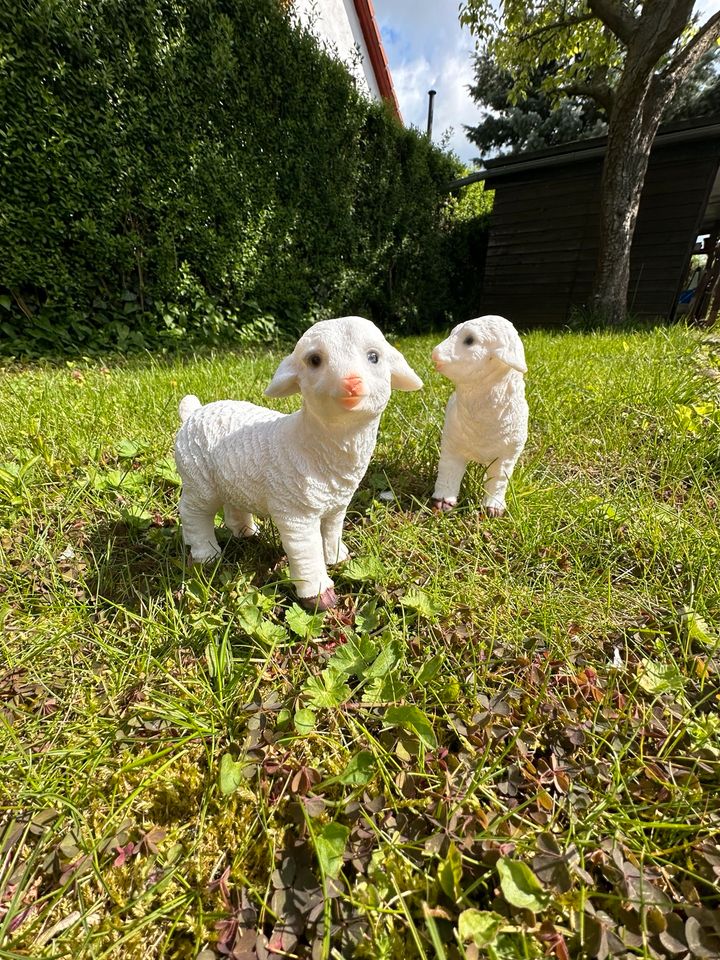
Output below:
[179,394,202,424]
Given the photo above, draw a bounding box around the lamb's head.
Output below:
[265,316,422,420]
[431,315,527,385]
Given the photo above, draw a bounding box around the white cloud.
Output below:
[393,49,482,164]
[374,0,482,165]
[375,0,720,166]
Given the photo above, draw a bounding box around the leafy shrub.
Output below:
[0,0,470,354]
[440,179,494,323]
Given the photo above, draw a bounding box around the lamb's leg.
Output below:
[274,516,337,610]
[432,449,468,513]
[224,504,258,538]
[321,509,349,565]
[179,491,222,562]
[482,457,516,517]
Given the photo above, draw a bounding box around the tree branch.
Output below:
[556,80,614,114]
[517,13,594,45]
[628,0,696,74]
[587,0,638,46]
[661,10,720,86]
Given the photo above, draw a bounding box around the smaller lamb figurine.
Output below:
[174,316,422,610]
[430,315,528,517]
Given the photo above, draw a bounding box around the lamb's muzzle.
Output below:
[174,316,422,609]
[339,375,366,409]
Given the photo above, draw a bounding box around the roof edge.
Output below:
[353,0,402,121]
[449,114,720,190]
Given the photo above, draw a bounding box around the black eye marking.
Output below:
[367,350,379,364]
[463,335,475,346]
[307,353,323,368]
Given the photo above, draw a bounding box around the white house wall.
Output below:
[292,0,382,101]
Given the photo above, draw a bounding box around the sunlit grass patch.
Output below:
[1,326,720,958]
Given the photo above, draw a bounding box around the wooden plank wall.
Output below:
[630,143,719,317]
[479,139,720,327]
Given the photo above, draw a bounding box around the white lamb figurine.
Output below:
[174,316,422,610]
[430,315,528,517]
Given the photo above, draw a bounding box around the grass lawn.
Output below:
[1,324,720,960]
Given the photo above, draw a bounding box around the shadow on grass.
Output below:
[516,310,680,337]
[357,457,435,509]
[83,516,286,613]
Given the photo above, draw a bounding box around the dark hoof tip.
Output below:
[299,587,337,612]
[481,506,505,518]
[431,498,456,514]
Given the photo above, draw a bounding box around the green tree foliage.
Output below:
[0,0,463,354]
[666,52,720,121]
[442,180,494,320]
[466,50,719,158]
[459,0,720,324]
[466,55,606,156]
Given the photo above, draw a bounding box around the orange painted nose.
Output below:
[342,375,364,397]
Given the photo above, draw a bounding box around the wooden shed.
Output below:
[458,116,720,326]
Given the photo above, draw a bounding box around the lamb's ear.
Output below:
[265,354,301,397]
[388,345,423,391]
[492,338,527,374]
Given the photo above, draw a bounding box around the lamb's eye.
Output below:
[307,353,323,368]
[463,335,475,346]
[367,350,379,364]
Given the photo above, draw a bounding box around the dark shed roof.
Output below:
[456,116,720,326]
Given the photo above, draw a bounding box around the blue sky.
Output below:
[373,0,720,167]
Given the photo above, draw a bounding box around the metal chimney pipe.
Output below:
[426,89,437,139]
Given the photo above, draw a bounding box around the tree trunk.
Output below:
[589,0,704,325]
[592,74,665,325]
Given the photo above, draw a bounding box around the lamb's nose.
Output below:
[431,347,440,361]
[342,376,364,397]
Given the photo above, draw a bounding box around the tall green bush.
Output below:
[0,0,468,353]
[442,179,493,324]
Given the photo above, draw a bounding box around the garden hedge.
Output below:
[0,0,484,354]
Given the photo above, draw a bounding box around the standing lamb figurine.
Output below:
[430,315,528,517]
[174,316,422,610]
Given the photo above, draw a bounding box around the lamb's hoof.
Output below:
[226,519,258,538]
[234,525,258,538]
[431,497,456,514]
[299,587,337,612]
[190,548,222,564]
[481,505,505,518]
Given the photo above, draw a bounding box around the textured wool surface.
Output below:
[431,315,529,514]
[174,316,422,605]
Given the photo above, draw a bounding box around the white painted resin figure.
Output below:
[174,316,422,610]
[430,315,528,517]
